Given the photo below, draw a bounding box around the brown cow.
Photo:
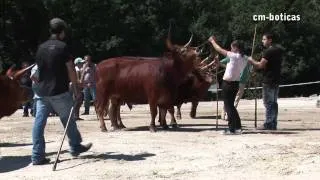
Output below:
[95,36,200,132]
[176,62,217,120]
[0,64,34,119]
[159,64,216,127]
[98,58,215,131]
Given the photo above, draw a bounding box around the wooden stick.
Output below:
[251,24,258,128]
[215,55,219,130]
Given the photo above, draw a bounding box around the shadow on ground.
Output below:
[123,124,229,132]
[0,142,32,148]
[54,152,156,171]
[242,130,298,135]
[192,115,221,119]
[83,152,155,161]
[0,150,67,173]
[0,141,53,148]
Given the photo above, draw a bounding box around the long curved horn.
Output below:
[166,23,174,51]
[200,60,215,71]
[200,57,209,64]
[183,34,193,48]
[12,64,35,80]
[6,65,16,78]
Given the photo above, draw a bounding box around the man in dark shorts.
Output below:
[32,17,92,165]
[248,32,283,130]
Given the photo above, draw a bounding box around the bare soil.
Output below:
[1,97,320,180]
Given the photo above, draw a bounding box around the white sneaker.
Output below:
[234,129,243,135]
[221,129,235,135]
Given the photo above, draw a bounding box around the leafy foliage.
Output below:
[1,0,319,96]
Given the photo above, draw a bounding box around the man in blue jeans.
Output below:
[32,18,92,165]
[80,55,96,115]
[248,32,283,130]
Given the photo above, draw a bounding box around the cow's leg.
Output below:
[104,105,110,120]
[117,103,126,129]
[96,99,109,132]
[95,101,107,132]
[159,107,169,130]
[158,106,162,124]
[176,104,182,120]
[168,106,178,128]
[109,98,120,131]
[149,103,158,132]
[95,78,109,132]
[190,101,199,118]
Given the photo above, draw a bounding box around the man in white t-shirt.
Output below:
[74,57,85,80]
[209,36,247,135]
[73,57,85,120]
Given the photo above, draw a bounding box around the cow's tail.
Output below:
[126,103,133,110]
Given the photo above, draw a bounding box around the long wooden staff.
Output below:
[215,55,219,130]
[251,24,258,128]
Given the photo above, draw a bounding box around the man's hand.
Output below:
[208,36,216,43]
[248,56,255,65]
[247,57,267,69]
[208,36,228,56]
[72,83,82,101]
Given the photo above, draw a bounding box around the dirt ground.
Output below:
[1,97,320,180]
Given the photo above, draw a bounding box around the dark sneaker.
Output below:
[70,143,92,157]
[81,112,89,115]
[256,125,277,130]
[32,158,51,165]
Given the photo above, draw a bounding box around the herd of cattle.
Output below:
[0,34,217,132]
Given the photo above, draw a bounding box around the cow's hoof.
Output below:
[100,127,108,132]
[119,124,126,129]
[190,114,196,119]
[149,126,157,132]
[110,126,121,132]
[171,124,179,129]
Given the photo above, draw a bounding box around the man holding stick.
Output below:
[208,37,247,135]
[248,32,283,130]
[31,18,92,165]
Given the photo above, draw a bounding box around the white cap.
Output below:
[74,57,85,64]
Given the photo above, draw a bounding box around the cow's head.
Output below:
[196,56,218,84]
[166,32,201,74]
[0,64,34,118]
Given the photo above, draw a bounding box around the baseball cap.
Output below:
[74,57,85,64]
